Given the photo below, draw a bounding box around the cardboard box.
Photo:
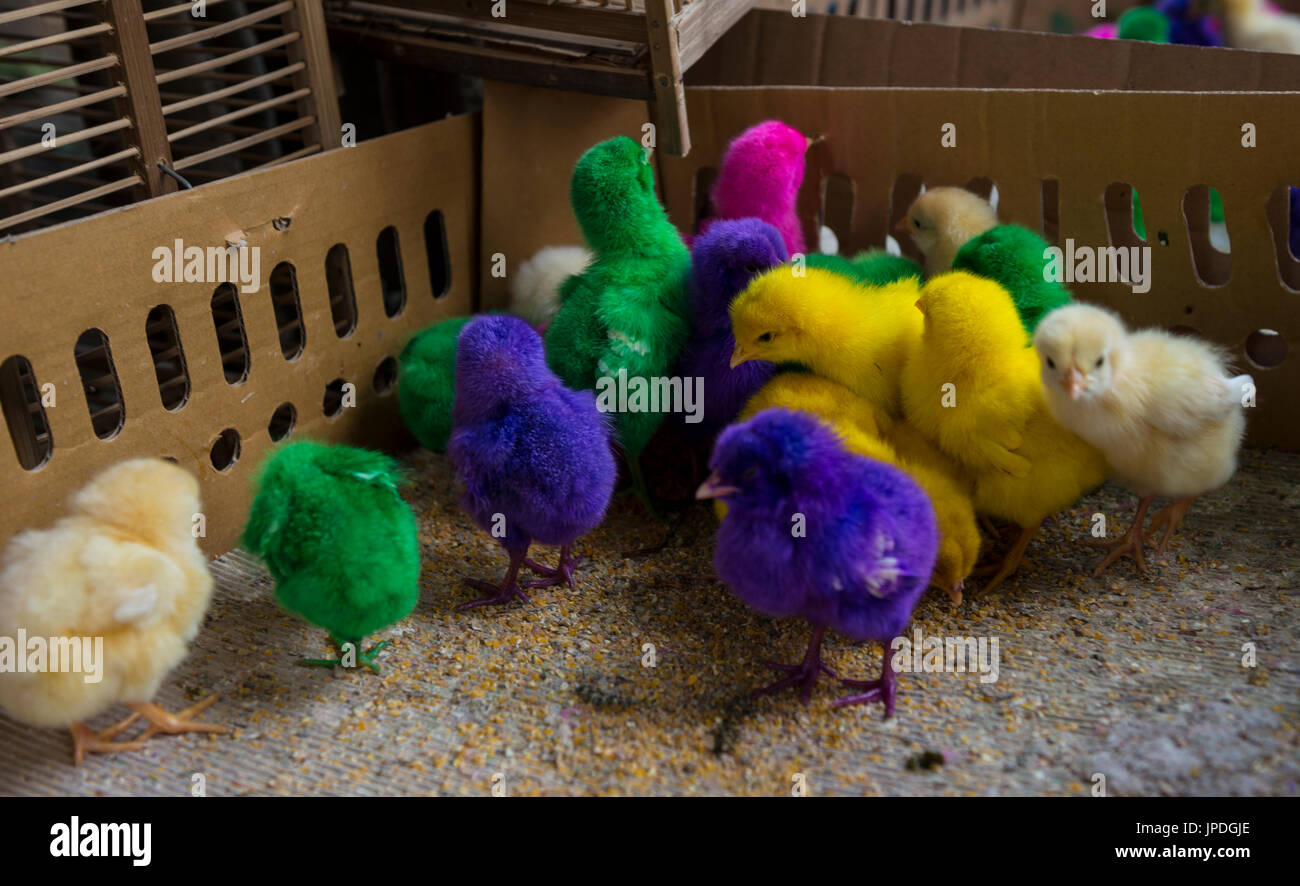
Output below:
[481,13,1299,451]
[0,113,479,556]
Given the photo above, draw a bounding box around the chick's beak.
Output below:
[695,472,741,500]
[729,346,752,369]
[894,218,910,234]
[1063,366,1085,400]
[915,299,925,314]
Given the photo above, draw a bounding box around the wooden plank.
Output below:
[155,31,301,85]
[0,0,100,28]
[279,0,342,150]
[0,174,141,230]
[172,116,315,169]
[645,0,688,156]
[675,0,755,71]
[373,0,649,42]
[101,0,176,198]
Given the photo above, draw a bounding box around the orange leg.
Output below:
[69,722,146,767]
[1147,496,1197,559]
[1091,495,1154,576]
[129,694,228,741]
[974,524,1038,592]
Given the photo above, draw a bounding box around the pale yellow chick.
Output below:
[729,266,924,417]
[903,272,1110,590]
[741,371,981,603]
[0,459,225,765]
[899,186,999,277]
[1219,0,1300,54]
[1034,304,1251,574]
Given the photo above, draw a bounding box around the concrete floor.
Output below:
[1,447,1297,796]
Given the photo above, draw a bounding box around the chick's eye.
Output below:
[742,467,759,481]
[912,218,921,229]
[744,263,759,273]
[1095,356,1105,368]
[757,332,774,343]
[1046,357,1056,370]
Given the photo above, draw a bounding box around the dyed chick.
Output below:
[729,266,924,416]
[509,245,592,331]
[545,136,691,511]
[1220,0,1300,53]
[1035,304,1251,574]
[0,460,225,765]
[742,372,980,603]
[398,315,473,452]
[903,273,1110,590]
[699,409,938,715]
[244,441,419,672]
[952,225,1072,333]
[676,218,788,448]
[450,315,616,608]
[899,186,1000,276]
[849,249,924,286]
[700,120,809,256]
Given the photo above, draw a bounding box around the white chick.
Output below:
[898,186,999,276]
[0,459,225,764]
[509,245,592,330]
[1220,0,1300,54]
[1033,305,1252,574]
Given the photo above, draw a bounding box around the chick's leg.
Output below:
[976,523,1039,592]
[833,653,898,718]
[753,623,836,705]
[459,547,531,610]
[1146,496,1196,559]
[1090,495,1154,576]
[69,723,148,766]
[129,694,228,741]
[523,545,583,589]
[300,636,390,673]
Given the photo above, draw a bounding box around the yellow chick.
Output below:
[903,272,1110,590]
[740,371,981,603]
[1034,304,1251,574]
[898,186,999,277]
[729,266,923,416]
[0,459,226,765]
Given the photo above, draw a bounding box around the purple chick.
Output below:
[448,314,616,609]
[697,409,938,716]
[676,218,788,448]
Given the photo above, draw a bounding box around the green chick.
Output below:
[544,136,691,512]
[398,315,473,452]
[848,249,923,286]
[951,224,1072,334]
[243,441,420,673]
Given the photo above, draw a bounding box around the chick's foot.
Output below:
[753,625,835,705]
[523,545,583,589]
[1090,495,1154,576]
[69,722,147,766]
[129,694,228,740]
[1146,496,1196,559]
[833,661,898,718]
[976,523,1038,591]
[459,552,531,610]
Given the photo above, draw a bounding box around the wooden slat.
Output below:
[142,0,237,21]
[101,0,176,198]
[0,54,118,100]
[0,0,100,28]
[278,0,341,149]
[161,61,305,115]
[0,21,111,59]
[0,174,141,230]
[645,0,689,156]
[0,117,130,166]
[172,115,314,170]
[148,1,294,54]
[154,31,300,85]
[0,147,139,201]
[241,142,320,171]
[0,84,125,131]
[167,87,310,142]
[374,0,648,42]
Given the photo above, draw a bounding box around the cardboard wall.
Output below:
[0,113,480,557]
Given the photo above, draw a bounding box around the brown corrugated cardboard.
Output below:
[0,113,479,557]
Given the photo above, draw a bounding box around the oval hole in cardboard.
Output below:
[323,378,348,418]
[268,402,296,442]
[0,354,53,471]
[377,226,407,318]
[74,328,124,441]
[1182,185,1231,287]
[210,428,240,472]
[1265,185,1300,292]
[425,211,451,299]
[692,166,717,235]
[325,244,358,338]
[373,357,398,395]
[146,304,190,412]
[1104,183,1147,248]
[1245,329,1287,369]
[211,283,250,385]
[269,262,305,360]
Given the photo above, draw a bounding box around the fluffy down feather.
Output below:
[509,246,592,330]
[951,225,1072,333]
[398,315,473,452]
[899,186,999,276]
[700,120,809,256]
